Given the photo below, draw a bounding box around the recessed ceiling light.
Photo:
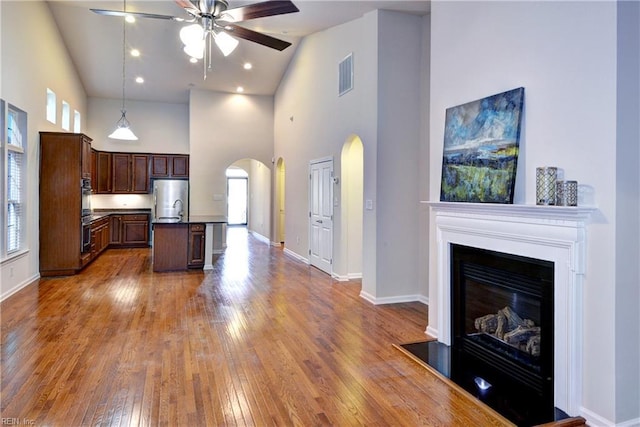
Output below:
[125,15,135,23]
[243,62,252,70]
[190,57,198,64]
[130,49,140,57]
[135,77,144,84]
[236,86,244,93]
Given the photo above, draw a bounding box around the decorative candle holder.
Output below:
[564,180,578,206]
[536,167,558,205]
[556,180,578,206]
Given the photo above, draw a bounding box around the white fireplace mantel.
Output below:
[424,201,598,417]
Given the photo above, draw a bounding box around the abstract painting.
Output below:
[440,87,524,203]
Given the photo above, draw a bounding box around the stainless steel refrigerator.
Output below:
[153,180,189,222]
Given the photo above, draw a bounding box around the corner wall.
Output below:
[274,10,428,302]
[429,1,624,423]
[1,0,87,299]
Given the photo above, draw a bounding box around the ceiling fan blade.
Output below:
[219,1,299,23]
[225,24,292,51]
[173,0,201,18]
[90,8,184,21]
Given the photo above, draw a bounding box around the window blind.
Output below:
[7,149,23,252]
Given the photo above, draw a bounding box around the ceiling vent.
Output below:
[338,53,354,96]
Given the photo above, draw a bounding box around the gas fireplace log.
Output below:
[475,314,498,334]
[503,326,541,346]
[526,334,541,357]
[499,306,525,330]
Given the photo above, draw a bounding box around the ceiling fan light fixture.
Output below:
[214,31,239,57]
[180,23,204,46]
[183,41,204,59]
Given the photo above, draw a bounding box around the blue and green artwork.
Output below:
[440,87,524,204]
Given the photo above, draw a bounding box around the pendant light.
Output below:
[109,0,138,140]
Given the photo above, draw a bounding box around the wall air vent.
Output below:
[338,53,354,96]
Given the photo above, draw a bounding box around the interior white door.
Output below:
[309,159,333,274]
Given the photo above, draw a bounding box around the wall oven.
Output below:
[81,178,92,253]
[81,216,91,253]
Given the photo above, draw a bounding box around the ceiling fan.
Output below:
[92,0,299,76]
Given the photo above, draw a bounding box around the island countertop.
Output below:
[152,215,227,224]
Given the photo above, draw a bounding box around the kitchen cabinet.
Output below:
[39,132,93,276]
[90,216,110,259]
[110,214,149,247]
[153,223,188,272]
[92,150,112,193]
[188,223,206,268]
[81,136,92,179]
[112,153,149,193]
[150,154,189,178]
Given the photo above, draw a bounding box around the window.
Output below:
[74,110,81,133]
[61,101,70,131]
[46,88,56,124]
[4,103,27,256]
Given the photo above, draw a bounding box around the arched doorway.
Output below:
[226,159,272,242]
[340,136,364,279]
[275,158,286,244]
[226,166,248,225]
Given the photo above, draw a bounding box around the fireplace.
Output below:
[451,243,555,424]
[424,201,595,420]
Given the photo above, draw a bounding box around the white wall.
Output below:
[189,90,273,216]
[429,1,637,424]
[0,0,87,299]
[274,10,426,302]
[615,0,640,422]
[86,97,189,153]
[232,158,272,240]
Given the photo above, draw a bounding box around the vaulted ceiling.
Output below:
[48,1,430,104]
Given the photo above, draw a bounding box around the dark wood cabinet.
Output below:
[150,154,189,179]
[188,223,206,268]
[153,223,189,272]
[112,153,149,193]
[110,215,122,244]
[95,151,112,193]
[90,216,110,259]
[81,136,92,179]
[39,132,92,276]
[109,214,149,247]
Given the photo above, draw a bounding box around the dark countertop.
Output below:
[152,215,227,225]
[89,209,152,222]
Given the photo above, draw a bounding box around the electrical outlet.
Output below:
[10,267,14,277]
[296,236,300,244]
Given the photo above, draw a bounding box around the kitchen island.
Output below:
[152,216,227,272]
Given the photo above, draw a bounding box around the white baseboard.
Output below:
[426,325,439,340]
[249,230,270,244]
[1,273,39,302]
[331,272,362,282]
[580,407,640,427]
[283,248,309,264]
[358,291,429,306]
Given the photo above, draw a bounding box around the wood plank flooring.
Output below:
[1,227,512,426]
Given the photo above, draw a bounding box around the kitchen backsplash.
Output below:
[91,194,153,210]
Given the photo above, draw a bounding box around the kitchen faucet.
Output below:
[173,199,184,220]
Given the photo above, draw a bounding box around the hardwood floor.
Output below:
[1,227,512,426]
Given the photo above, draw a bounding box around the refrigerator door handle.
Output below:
[153,186,157,221]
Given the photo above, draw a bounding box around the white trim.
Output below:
[331,272,362,282]
[358,291,429,306]
[249,230,270,244]
[579,406,624,427]
[1,273,39,302]
[431,202,596,417]
[283,248,309,264]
